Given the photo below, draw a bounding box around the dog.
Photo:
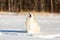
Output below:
[25,13,40,34]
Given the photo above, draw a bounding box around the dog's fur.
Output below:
[25,13,40,34]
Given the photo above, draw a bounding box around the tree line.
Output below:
[0,0,60,13]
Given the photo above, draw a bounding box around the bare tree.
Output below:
[8,0,11,12]
[51,0,53,13]
[20,0,22,12]
[1,0,3,11]
[40,0,45,12]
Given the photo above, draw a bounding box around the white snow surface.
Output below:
[0,12,60,40]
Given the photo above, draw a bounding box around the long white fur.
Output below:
[25,13,40,34]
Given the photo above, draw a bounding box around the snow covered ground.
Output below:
[0,12,60,40]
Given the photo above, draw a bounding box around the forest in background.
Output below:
[0,0,60,13]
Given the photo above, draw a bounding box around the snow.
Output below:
[0,14,59,33]
[0,12,60,40]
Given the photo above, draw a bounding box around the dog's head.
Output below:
[28,13,33,18]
